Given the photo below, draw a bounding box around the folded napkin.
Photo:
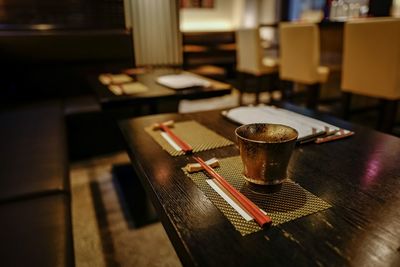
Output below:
[99,73,133,85]
[206,179,267,222]
[108,82,149,95]
[223,105,353,141]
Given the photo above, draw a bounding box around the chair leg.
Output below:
[306,83,321,110]
[378,99,398,133]
[280,80,294,102]
[255,76,263,105]
[266,74,277,104]
[238,72,246,106]
[342,92,352,120]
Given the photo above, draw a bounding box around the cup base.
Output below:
[243,175,287,186]
[246,181,283,194]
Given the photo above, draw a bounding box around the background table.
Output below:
[89,68,232,115]
[119,103,400,267]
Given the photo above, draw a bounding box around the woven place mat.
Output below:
[108,82,149,95]
[145,120,234,156]
[183,156,331,236]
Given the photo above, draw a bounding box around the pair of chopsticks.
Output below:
[298,129,339,145]
[315,130,354,144]
[299,129,354,145]
[156,120,271,227]
[193,156,272,228]
[158,123,193,153]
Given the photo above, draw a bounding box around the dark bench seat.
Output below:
[0,100,74,266]
[0,194,74,267]
[0,101,68,202]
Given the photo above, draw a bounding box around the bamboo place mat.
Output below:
[183,156,332,236]
[145,120,234,156]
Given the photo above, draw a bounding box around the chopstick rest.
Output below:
[152,120,193,153]
[151,120,175,130]
[192,156,272,228]
[185,158,220,173]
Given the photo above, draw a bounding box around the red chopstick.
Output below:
[159,123,193,153]
[192,156,272,228]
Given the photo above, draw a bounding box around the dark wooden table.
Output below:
[89,68,232,114]
[119,103,400,267]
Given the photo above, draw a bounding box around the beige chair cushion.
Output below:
[341,18,400,100]
[279,22,328,84]
[236,28,278,76]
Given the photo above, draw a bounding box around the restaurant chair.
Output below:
[341,18,400,133]
[279,22,330,109]
[236,28,279,105]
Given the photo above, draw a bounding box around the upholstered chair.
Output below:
[279,22,329,109]
[236,28,279,105]
[341,18,400,132]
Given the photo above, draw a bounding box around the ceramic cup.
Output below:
[235,123,298,186]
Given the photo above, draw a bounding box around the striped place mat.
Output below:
[145,120,234,156]
[183,156,332,236]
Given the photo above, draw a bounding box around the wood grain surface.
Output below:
[119,103,400,267]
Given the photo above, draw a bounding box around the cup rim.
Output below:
[235,123,299,144]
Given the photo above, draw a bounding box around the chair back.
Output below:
[279,23,320,84]
[236,28,264,75]
[342,18,400,100]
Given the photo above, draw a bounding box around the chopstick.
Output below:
[315,130,354,144]
[159,123,193,153]
[192,156,272,228]
[296,131,327,144]
[298,129,340,145]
